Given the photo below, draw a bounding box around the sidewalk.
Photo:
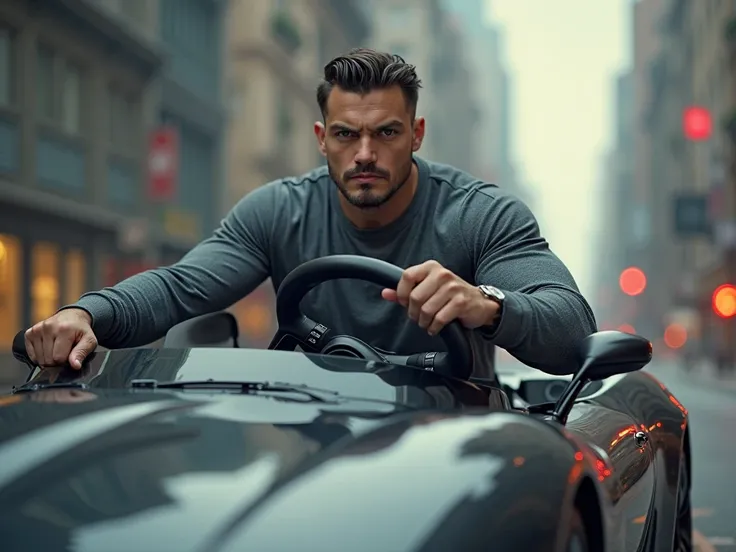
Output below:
[681,358,736,392]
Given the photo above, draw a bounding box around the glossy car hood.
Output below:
[0,389,399,548]
[0,388,557,552]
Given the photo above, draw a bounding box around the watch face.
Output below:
[480,285,505,302]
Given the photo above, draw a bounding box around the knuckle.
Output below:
[409,289,423,303]
[419,304,434,318]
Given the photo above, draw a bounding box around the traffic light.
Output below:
[683,106,712,141]
[619,267,647,296]
[712,284,736,318]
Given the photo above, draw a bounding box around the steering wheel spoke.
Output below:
[268,314,332,353]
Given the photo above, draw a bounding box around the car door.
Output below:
[565,397,656,551]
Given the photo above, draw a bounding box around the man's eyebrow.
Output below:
[328,122,358,131]
[374,120,404,130]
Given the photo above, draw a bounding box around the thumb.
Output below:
[381,288,398,302]
[68,333,96,370]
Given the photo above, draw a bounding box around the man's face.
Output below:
[314,85,425,209]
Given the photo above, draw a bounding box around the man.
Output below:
[25,48,597,376]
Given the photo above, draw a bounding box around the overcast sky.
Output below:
[486,0,631,297]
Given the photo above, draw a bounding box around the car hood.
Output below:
[0,387,555,552]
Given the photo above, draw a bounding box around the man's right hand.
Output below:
[25,309,98,370]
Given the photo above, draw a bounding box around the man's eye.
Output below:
[380,129,397,137]
[335,130,354,138]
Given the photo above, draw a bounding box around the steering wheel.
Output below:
[267,255,474,379]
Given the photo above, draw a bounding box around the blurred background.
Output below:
[0,0,735,375]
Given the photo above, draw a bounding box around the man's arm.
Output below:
[462,188,598,375]
[61,183,279,349]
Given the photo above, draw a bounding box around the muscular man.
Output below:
[25,48,597,376]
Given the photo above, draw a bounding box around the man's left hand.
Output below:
[381,260,499,336]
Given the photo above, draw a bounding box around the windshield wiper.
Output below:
[128,379,340,404]
[13,382,89,394]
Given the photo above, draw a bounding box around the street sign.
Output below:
[673,194,710,237]
[148,127,179,201]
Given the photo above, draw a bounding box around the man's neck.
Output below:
[339,163,419,229]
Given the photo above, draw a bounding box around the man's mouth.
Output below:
[351,173,382,181]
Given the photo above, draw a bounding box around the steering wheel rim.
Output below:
[270,255,473,378]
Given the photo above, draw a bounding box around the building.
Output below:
[225,0,371,345]
[593,71,635,329]
[442,0,532,206]
[0,0,165,350]
[153,0,230,267]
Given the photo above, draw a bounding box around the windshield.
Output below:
[20,348,503,411]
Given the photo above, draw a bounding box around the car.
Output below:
[0,255,690,552]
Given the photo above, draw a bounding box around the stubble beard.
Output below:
[328,154,414,209]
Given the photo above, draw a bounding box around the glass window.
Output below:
[0,234,22,350]
[62,62,82,134]
[64,249,86,305]
[31,242,60,324]
[36,45,56,120]
[110,89,139,152]
[0,26,14,107]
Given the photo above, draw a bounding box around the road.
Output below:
[646,359,736,551]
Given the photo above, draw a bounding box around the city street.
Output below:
[647,360,736,551]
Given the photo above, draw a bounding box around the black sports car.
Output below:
[0,256,690,552]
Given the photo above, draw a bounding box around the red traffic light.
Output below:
[683,106,712,141]
[619,267,646,296]
[712,284,736,318]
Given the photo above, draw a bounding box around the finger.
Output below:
[427,295,466,336]
[396,262,435,307]
[417,287,454,329]
[52,333,75,366]
[24,329,37,364]
[69,333,97,370]
[41,332,55,367]
[381,289,399,302]
[408,272,446,323]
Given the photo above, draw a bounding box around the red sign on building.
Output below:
[148,127,179,201]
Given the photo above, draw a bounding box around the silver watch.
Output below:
[479,285,505,305]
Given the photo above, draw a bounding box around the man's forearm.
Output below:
[59,185,277,349]
[485,286,597,375]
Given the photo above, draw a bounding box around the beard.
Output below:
[328,154,414,209]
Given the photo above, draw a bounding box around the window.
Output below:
[36,45,55,120]
[109,88,139,152]
[276,87,292,148]
[62,62,82,134]
[0,26,15,108]
[31,242,60,324]
[64,249,86,305]
[0,234,21,350]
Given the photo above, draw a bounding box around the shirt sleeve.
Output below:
[61,182,280,349]
[460,187,598,375]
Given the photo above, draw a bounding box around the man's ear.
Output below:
[314,121,327,156]
[412,117,425,152]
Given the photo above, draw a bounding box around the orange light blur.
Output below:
[618,323,636,334]
[619,267,647,296]
[663,323,687,349]
[712,284,736,318]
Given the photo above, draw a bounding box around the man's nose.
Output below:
[354,137,376,165]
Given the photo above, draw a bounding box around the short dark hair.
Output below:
[316,48,423,119]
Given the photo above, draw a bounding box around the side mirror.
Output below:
[551,331,652,424]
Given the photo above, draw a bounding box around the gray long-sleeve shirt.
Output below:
[67,157,597,376]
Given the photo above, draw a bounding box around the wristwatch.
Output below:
[478,285,505,331]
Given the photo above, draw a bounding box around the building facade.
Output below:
[225,0,371,346]
[0,0,164,350]
[0,0,229,351]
